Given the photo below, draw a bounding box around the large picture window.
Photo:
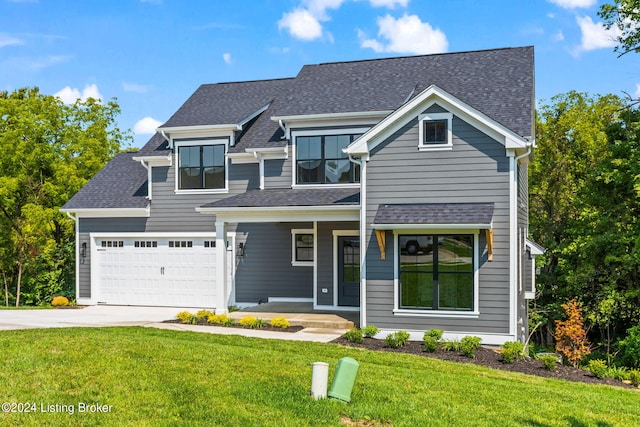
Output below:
[178,143,226,190]
[296,134,360,184]
[398,234,474,311]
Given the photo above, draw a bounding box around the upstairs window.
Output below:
[418,112,453,150]
[176,139,227,191]
[296,134,360,184]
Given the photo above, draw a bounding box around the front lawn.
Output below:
[0,327,638,426]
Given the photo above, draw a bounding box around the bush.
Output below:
[345,328,364,344]
[385,331,410,349]
[460,336,482,358]
[500,341,526,364]
[587,359,608,379]
[424,329,444,341]
[554,299,590,367]
[606,365,629,381]
[196,310,214,320]
[441,339,462,352]
[51,296,69,307]
[176,311,198,325]
[539,354,557,372]
[619,325,640,369]
[362,325,380,338]
[629,370,640,387]
[221,317,236,327]
[239,316,257,327]
[423,336,439,353]
[270,317,291,329]
[207,314,229,325]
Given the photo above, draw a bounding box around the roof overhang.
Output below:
[345,84,530,156]
[272,110,391,139]
[196,204,359,223]
[525,238,545,256]
[372,203,494,230]
[60,207,150,218]
[131,154,172,167]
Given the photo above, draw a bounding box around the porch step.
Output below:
[229,311,355,329]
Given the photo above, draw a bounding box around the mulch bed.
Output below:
[163,319,305,333]
[332,336,638,389]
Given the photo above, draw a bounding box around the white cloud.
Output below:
[575,15,620,53]
[547,0,596,9]
[554,30,565,41]
[359,13,448,55]
[368,0,409,8]
[0,33,24,48]
[278,0,344,41]
[54,84,102,104]
[223,53,232,64]
[133,117,162,135]
[122,82,150,93]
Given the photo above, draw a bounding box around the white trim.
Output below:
[198,206,359,224]
[267,297,314,303]
[291,229,314,267]
[332,230,360,308]
[272,110,391,123]
[508,150,518,338]
[159,124,241,135]
[228,153,259,164]
[373,223,491,230]
[238,103,271,128]
[314,305,361,312]
[60,207,150,218]
[291,127,371,188]
[376,330,517,346]
[174,138,229,194]
[525,238,545,255]
[345,85,529,155]
[392,229,480,316]
[131,155,172,167]
[418,112,453,151]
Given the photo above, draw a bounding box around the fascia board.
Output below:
[59,207,150,218]
[372,223,491,230]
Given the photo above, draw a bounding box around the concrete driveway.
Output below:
[0,305,185,330]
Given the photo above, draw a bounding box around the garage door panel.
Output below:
[94,236,228,308]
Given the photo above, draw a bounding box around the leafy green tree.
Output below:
[0,87,131,305]
[600,0,640,57]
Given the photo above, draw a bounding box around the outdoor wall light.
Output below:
[238,242,246,257]
[81,242,87,264]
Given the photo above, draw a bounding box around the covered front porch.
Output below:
[196,188,363,319]
[232,301,358,329]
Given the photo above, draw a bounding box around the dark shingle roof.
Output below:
[201,188,359,208]
[160,78,293,128]
[61,152,148,210]
[374,203,494,225]
[136,132,171,157]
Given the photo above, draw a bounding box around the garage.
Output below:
[90,234,233,308]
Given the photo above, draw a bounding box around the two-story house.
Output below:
[62,46,541,344]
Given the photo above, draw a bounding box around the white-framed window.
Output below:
[418,112,453,151]
[292,128,369,188]
[291,229,314,266]
[174,138,228,194]
[394,230,479,317]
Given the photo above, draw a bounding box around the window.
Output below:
[101,241,123,248]
[296,134,360,184]
[418,112,453,150]
[177,140,226,191]
[291,229,314,266]
[134,241,158,248]
[398,234,474,311]
[169,241,193,248]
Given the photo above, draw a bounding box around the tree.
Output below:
[0,87,131,305]
[554,299,591,367]
[599,0,640,57]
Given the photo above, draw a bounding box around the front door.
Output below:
[338,236,360,307]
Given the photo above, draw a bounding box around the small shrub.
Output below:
[423,336,438,353]
[606,365,629,381]
[629,370,640,387]
[207,314,229,325]
[554,299,590,367]
[539,354,557,372]
[619,325,640,369]
[51,296,69,307]
[270,317,291,329]
[384,331,410,349]
[500,341,526,364]
[362,325,380,338]
[441,339,462,352]
[424,329,444,341]
[221,317,236,327]
[239,316,257,327]
[227,305,240,313]
[196,310,214,320]
[249,318,265,329]
[587,359,608,379]
[460,336,482,358]
[345,328,364,344]
[176,311,198,324]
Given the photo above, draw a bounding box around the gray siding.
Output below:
[264,146,293,189]
[316,222,359,306]
[365,109,512,334]
[234,223,313,303]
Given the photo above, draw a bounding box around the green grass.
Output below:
[0,327,638,426]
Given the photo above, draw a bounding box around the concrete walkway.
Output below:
[0,306,348,343]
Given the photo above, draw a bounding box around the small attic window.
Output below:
[418,112,453,151]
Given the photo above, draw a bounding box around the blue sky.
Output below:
[1,0,638,148]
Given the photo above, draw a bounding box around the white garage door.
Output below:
[92,235,233,308]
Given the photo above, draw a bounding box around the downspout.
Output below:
[138,160,152,200]
[348,153,368,327]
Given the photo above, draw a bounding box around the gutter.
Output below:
[348,153,368,328]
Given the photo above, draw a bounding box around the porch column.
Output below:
[215,220,228,314]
